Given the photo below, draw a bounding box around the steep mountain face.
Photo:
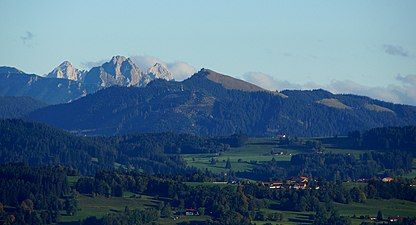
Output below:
[147,63,173,80]
[0,66,87,104]
[27,69,416,136]
[46,61,86,81]
[0,96,47,118]
[83,56,150,91]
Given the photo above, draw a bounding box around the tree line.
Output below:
[237,151,413,181]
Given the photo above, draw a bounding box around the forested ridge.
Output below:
[0,96,46,119]
[0,119,239,175]
[1,119,414,180]
[348,126,416,151]
[27,70,416,137]
[238,151,413,181]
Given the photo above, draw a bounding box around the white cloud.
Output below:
[130,55,196,81]
[167,61,196,81]
[242,72,302,91]
[20,31,34,46]
[382,44,411,57]
[81,59,107,69]
[130,55,165,71]
[241,72,416,106]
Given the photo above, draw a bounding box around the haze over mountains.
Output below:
[1,55,416,137]
[0,55,175,104]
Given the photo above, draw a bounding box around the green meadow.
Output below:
[183,138,297,173]
[59,194,161,223]
[61,138,416,225]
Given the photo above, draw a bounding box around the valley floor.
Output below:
[58,190,416,225]
[59,137,416,225]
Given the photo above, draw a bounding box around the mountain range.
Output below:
[1,56,416,136]
[0,56,174,104]
[25,68,416,136]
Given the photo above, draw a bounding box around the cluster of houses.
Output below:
[368,215,404,222]
[381,176,394,183]
[267,176,316,190]
[355,176,394,183]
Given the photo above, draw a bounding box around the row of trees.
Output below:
[348,126,416,152]
[238,151,413,181]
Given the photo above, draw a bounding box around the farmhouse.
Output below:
[269,182,283,189]
[276,134,286,139]
[388,216,404,222]
[382,177,394,183]
[300,176,308,183]
[268,176,310,190]
[185,208,199,216]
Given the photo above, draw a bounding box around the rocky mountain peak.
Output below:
[110,55,127,66]
[147,63,173,80]
[84,55,147,88]
[42,56,176,91]
[46,61,85,81]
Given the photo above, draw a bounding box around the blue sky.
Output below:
[1,0,415,104]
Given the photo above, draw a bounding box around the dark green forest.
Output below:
[0,164,76,225]
[0,96,46,119]
[0,120,415,225]
[0,119,242,175]
[27,70,416,137]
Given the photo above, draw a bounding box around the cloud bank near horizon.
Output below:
[81,55,415,106]
[242,72,416,106]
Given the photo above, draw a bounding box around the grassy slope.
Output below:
[59,193,212,225]
[183,138,298,173]
[59,194,161,222]
[184,137,372,174]
[336,199,416,225]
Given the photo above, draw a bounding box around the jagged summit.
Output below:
[83,56,176,89]
[84,55,146,89]
[110,55,127,64]
[147,63,173,80]
[28,56,177,91]
[46,61,85,81]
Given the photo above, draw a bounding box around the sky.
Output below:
[0,0,415,105]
